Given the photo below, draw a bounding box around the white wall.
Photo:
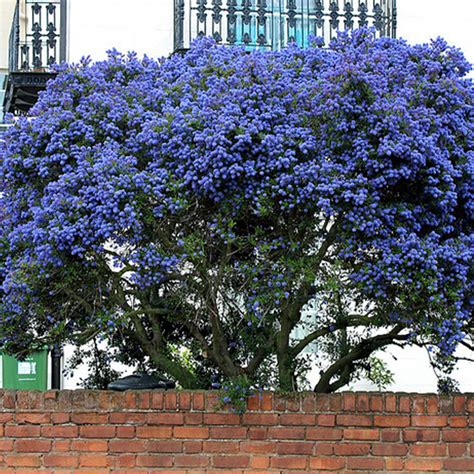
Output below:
[68,0,173,62]
[0,0,17,72]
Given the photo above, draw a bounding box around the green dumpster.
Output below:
[2,350,48,390]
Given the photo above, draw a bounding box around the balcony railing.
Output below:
[174,0,396,52]
[4,0,67,115]
[9,0,68,73]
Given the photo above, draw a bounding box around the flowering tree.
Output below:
[1,30,472,391]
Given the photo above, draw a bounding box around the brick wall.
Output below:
[0,390,473,473]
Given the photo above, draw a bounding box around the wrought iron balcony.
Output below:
[3,0,67,115]
[174,0,396,52]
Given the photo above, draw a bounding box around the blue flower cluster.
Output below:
[0,30,472,361]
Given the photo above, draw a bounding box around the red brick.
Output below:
[442,429,469,442]
[137,392,150,409]
[179,391,191,410]
[52,440,70,452]
[385,394,397,412]
[261,393,273,411]
[399,396,411,413]
[204,441,240,453]
[202,413,240,425]
[343,392,355,411]
[386,457,404,470]
[135,455,173,467]
[372,443,408,456]
[0,441,14,452]
[412,415,447,427]
[273,394,287,411]
[80,426,115,438]
[336,415,372,426]
[183,441,202,453]
[5,455,41,467]
[314,442,334,455]
[109,412,146,424]
[71,440,108,452]
[147,413,185,425]
[411,444,446,456]
[374,415,410,427]
[71,413,108,424]
[51,412,70,424]
[15,439,51,452]
[41,426,79,437]
[242,413,278,425]
[405,459,443,471]
[116,426,135,438]
[150,392,163,410]
[287,397,301,412]
[306,427,342,441]
[443,459,474,471]
[448,442,467,456]
[439,397,454,414]
[192,392,205,410]
[310,458,345,470]
[148,440,183,453]
[449,415,468,427]
[210,427,247,439]
[241,441,276,454]
[453,395,466,413]
[250,455,270,469]
[213,456,250,468]
[79,454,112,468]
[4,426,40,437]
[136,426,173,438]
[370,394,383,412]
[164,392,177,410]
[403,429,440,442]
[174,455,208,467]
[185,412,203,424]
[334,443,370,455]
[318,414,335,426]
[356,393,369,411]
[343,428,380,440]
[412,396,425,413]
[0,413,13,423]
[315,394,330,411]
[109,440,146,453]
[268,427,305,439]
[15,413,50,424]
[381,429,400,442]
[279,413,316,425]
[248,427,267,440]
[124,392,137,409]
[174,426,209,439]
[247,394,260,411]
[115,454,136,468]
[426,396,438,414]
[276,442,313,455]
[271,456,307,469]
[43,454,79,468]
[347,458,385,470]
[3,391,16,409]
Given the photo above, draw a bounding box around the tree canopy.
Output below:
[1,30,472,391]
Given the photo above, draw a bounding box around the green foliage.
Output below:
[218,375,257,414]
[366,357,395,391]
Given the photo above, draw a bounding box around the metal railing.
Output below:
[8,0,68,73]
[174,0,396,52]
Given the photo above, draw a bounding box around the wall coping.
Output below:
[0,390,472,414]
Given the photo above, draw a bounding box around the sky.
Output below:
[68,0,474,69]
